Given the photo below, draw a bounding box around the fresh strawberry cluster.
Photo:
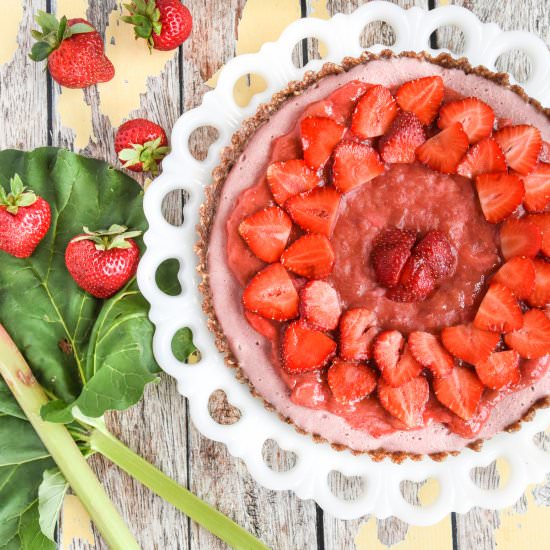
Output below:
[237,75,550,431]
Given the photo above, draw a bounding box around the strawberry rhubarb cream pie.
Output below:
[198,52,550,459]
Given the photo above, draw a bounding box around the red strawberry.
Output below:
[473,283,523,332]
[379,111,426,164]
[65,225,141,298]
[528,259,550,307]
[332,141,385,193]
[416,123,469,174]
[351,85,398,139]
[281,234,334,279]
[441,323,500,365]
[244,310,278,340]
[525,213,550,256]
[327,359,377,404]
[123,0,192,51]
[475,173,525,223]
[371,228,416,288]
[395,76,444,126]
[238,206,292,263]
[456,138,507,179]
[284,186,341,236]
[475,350,520,390]
[378,376,429,428]
[282,321,336,373]
[541,141,550,163]
[30,13,114,88]
[494,125,542,175]
[339,308,378,361]
[414,230,455,280]
[115,119,170,175]
[242,263,298,321]
[522,163,550,212]
[438,98,495,144]
[300,117,346,170]
[408,331,454,377]
[0,175,51,258]
[499,218,542,259]
[387,254,435,303]
[504,309,550,359]
[300,280,341,331]
[267,159,320,206]
[492,257,536,299]
[373,330,403,384]
[433,365,484,420]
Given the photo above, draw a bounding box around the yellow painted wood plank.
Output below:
[60,495,95,549]
[1,0,23,64]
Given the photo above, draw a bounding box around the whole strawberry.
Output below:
[122,0,192,51]
[0,175,51,258]
[30,11,114,88]
[65,225,141,298]
[115,118,170,175]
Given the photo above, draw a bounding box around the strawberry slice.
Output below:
[300,280,341,331]
[339,308,378,361]
[492,257,536,299]
[267,159,320,205]
[441,323,500,365]
[475,173,525,223]
[282,321,336,373]
[300,116,346,170]
[475,350,521,390]
[414,230,455,280]
[284,186,341,236]
[379,111,426,164]
[433,365,484,420]
[378,376,429,428]
[387,254,435,303]
[473,283,523,332]
[522,163,550,212]
[242,263,299,321]
[281,233,335,279]
[541,141,550,163]
[332,140,385,193]
[438,97,495,144]
[371,228,416,288]
[373,330,404,384]
[244,310,278,340]
[408,331,454,377]
[494,125,542,175]
[395,75,444,126]
[527,259,550,307]
[351,84,398,139]
[416,122,469,174]
[504,309,550,359]
[499,217,542,259]
[456,137,507,179]
[525,213,550,256]
[238,206,292,263]
[327,359,377,404]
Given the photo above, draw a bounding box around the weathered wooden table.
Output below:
[2,1,550,548]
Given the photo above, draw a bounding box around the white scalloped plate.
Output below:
[137,2,550,524]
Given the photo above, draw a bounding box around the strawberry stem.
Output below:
[118,136,170,175]
[71,224,142,251]
[121,0,162,52]
[0,174,37,215]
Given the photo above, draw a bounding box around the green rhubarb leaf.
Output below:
[38,469,68,542]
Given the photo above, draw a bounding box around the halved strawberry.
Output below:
[438,97,495,144]
[541,141,550,163]
[473,283,523,332]
[475,350,520,390]
[373,330,403,383]
[242,263,299,321]
[378,376,429,428]
[504,309,550,359]
[267,159,320,205]
[300,116,346,170]
[281,233,335,279]
[238,206,292,263]
[378,111,426,164]
[525,213,550,256]
[284,186,341,236]
[416,122,469,174]
[414,230,455,280]
[492,257,536,299]
[332,140,385,193]
[371,228,416,288]
[527,259,550,307]
[387,254,435,303]
[282,321,336,373]
[300,280,341,331]
[408,331,454,377]
[456,137,507,179]
[475,173,525,223]
[395,75,444,126]
[522,163,550,212]
[339,308,378,361]
[433,365,484,420]
[327,359,377,404]
[499,217,542,259]
[351,84,398,139]
[494,125,542,175]
[441,323,500,365]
